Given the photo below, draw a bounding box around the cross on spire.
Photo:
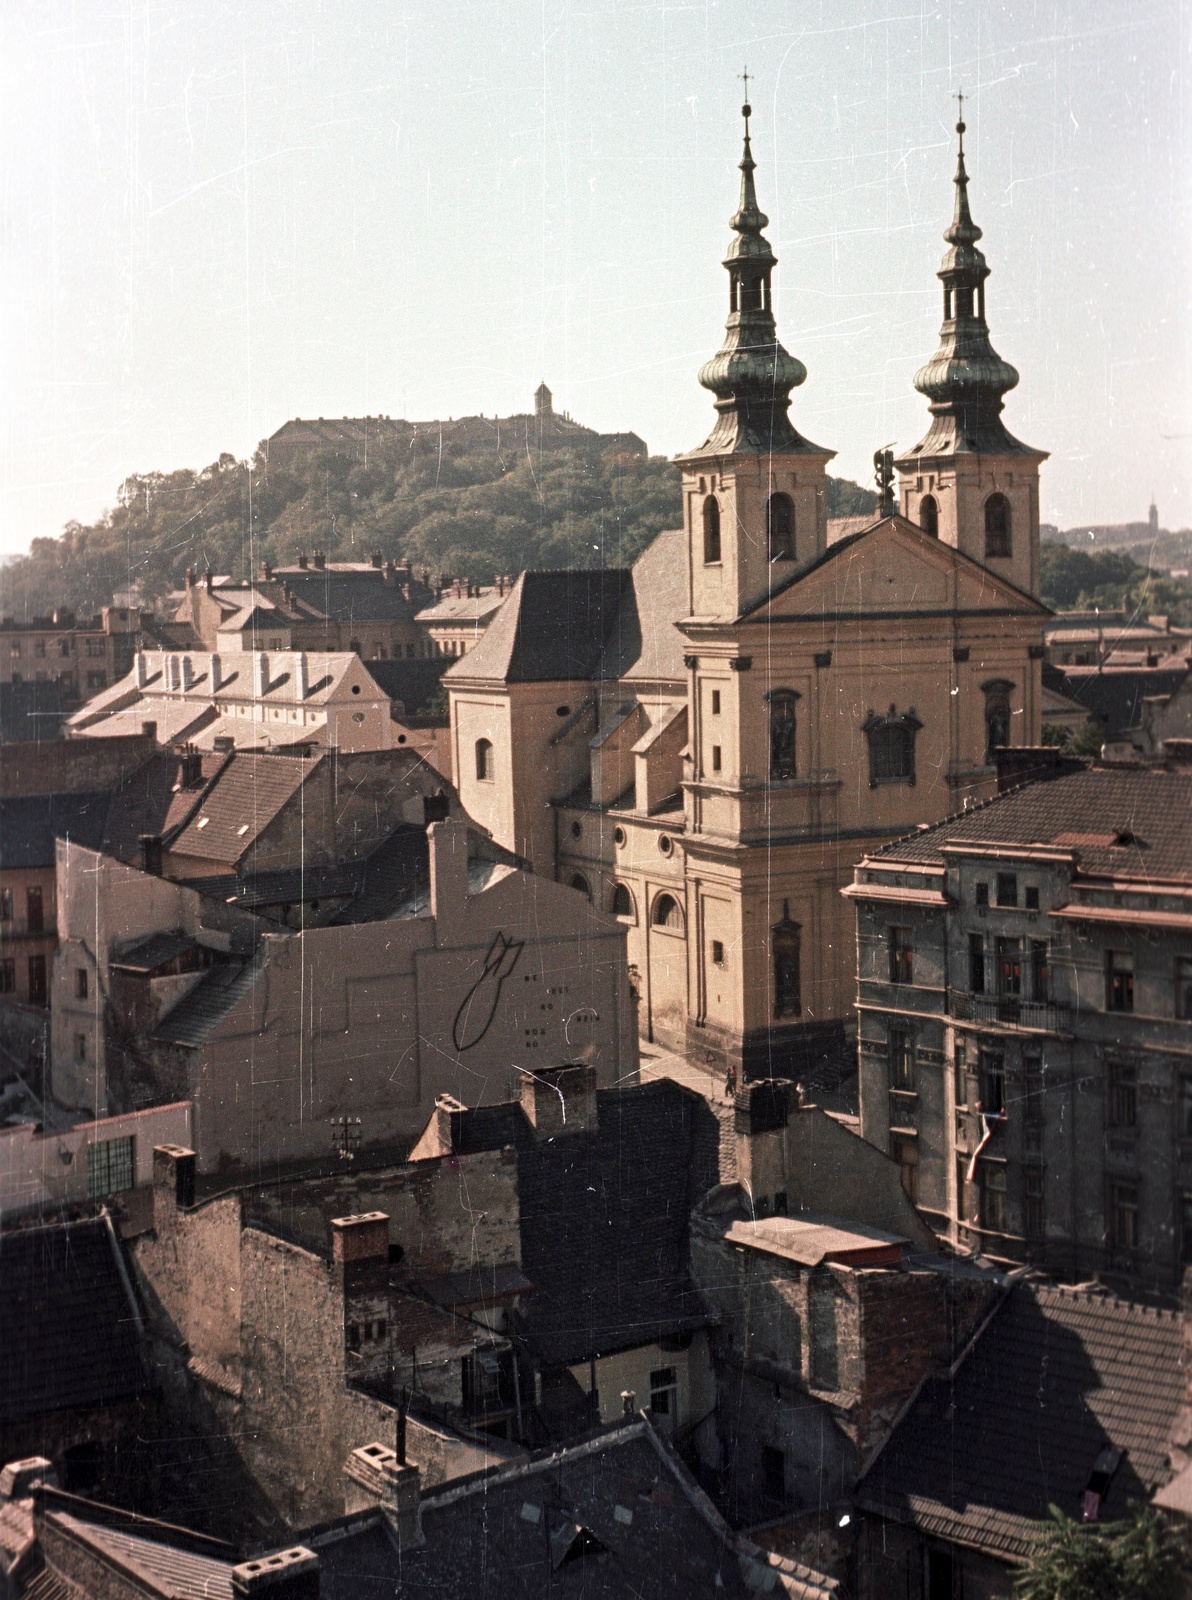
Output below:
[740,66,751,127]
[955,89,966,145]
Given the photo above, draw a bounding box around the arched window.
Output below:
[569,874,592,902]
[652,893,684,932]
[610,883,635,921]
[984,493,1012,559]
[702,497,721,564]
[863,706,922,787]
[919,494,939,538]
[767,494,795,562]
[772,904,802,1019]
[768,690,799,781]
[475,738,493,781]
[983,681,1014,762]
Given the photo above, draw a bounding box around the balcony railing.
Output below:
[949,992,1071,1035]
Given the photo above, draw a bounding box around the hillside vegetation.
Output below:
[0,429,877,619]
[1040,541,1192,626]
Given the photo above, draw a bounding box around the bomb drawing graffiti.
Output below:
[452,932,526,1051]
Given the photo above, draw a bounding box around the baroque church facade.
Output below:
[445,104,1048,1079]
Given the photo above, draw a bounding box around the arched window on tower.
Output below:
[703,497,722,564]
[767,494,795,562]
[984,493,1012,559]
[652,894,684,932]
[569,874,592,903]
[768,690,799,781]
[475,738,493,781]
[610,882,636,921]
[983,681,1014,763]
[920,494,939,539]
[772,904,802,1019]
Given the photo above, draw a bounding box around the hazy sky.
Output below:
[2,0,1189,558]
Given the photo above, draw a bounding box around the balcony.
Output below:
[949,992,1071,1036]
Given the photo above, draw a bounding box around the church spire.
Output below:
[910,102,1026,455]
[681,86,815,460]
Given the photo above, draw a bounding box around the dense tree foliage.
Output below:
[1040,542,1192,625]
[1015,1505,1184,1600]
[0,430,876,619]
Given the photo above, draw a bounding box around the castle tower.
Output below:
[677,94,835,621]
[896,108,1047,598]
[534,382,553,418]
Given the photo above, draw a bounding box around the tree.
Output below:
[1015,1505,1185,1600]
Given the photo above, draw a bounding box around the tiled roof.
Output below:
[1050,663,1188,736]
[856,1281,1185,1562]
[100,750,227,865]
[873,766,1192,882]
[167,752,318,863]
[151,953,263,1048]
[0,791,110,869]
[596,529,690,685]
[443,570,633,686]
[450,1082,719,1367]
[257,570,430,625]
[43,1504,236,1600]
[0,1217,149,1421]
[415,589,507,624]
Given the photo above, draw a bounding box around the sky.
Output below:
[1,0,1190,559]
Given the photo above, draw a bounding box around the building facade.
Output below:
[445,107,1048,1080]
[0,608,140,707]
[848,760,1192,1298]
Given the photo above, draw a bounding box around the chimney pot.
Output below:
[230,1547,320,1598]
[330,1211,390,1264]
[0,1458,57,1503]
[153,1144,196,1210]
[520,1064,599,1138]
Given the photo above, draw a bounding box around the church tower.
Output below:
[678,93,835,620]
[896,109,1047,598]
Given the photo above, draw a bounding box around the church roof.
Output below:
[442,570,632,685]
[595,529,690,685]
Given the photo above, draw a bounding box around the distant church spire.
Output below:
[910,104,1026,455]
[682,87,813,459]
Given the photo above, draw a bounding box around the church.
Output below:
[445,100,1049,1080]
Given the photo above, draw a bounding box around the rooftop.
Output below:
[721,1213,907,1269]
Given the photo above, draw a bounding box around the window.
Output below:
[1181,1193,1192,1264]
[996,872,1018,908]
[1177,958,1192,1020]
[969,933,986,993]
[26,886,44,934]
[985,694,1012,761]
[475,737,493,781]
[919,494,939,538]
[1023,1056,1044,1125]
[864,707,920,786]
[0,888,11,920]
[927,1548,958,1600]
[766,493,795,561]
[984,493,1012,558]
[980,1050,1006,1116]
[85,638,106,658]
[954,1038,968,1107]
[75,1033,87,1062]
[888,1028,914,1090]
[768,691,798,780]
[27,956,46,1006]
[610,883,634,920]
[975,880,989,907]
[996,937,1022,997]
[893,1136,919,1203]
[979,1162,1007,1232]
[1023,1169,1045,1238]
[75,968,89,1001]
[0,960,13,994]
[1109,1181,1139,1251]
[85,671,107,690]
[711,689,721,715]
[1025,885,1040,910]
[34,638,46,658]
[653,894,683,931]
[761,1445,785,1498]
[1106,951,1134,1012]
[1108,1064,1137,1129]
[649,1366,678,1419]
[711,940,725,967]
[569,874,591,902]
[87,1136,134,1198]
[702,496,721,563]
[888,927,914,985]
[58,638,71,657]
[772,910,802,1019]
[711,745,722,773]
[1031,940,1049,1002]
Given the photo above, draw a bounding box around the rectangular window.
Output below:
[711,745,722,773]
[85,638,106,658]
[1107,951,1134,1012]
[956,1157,970,1221]
[893,1137,919,1203]
[996,873,1018,908]
[1177,958,1192,1021]
[979,1162,1007,1233]
[954,1038,968,1107]
[649,1366,678,1417]
[980,1050,1006,1117]
[75,968,89,1001]
[1023,1055,1043,1125]
[27,956,46,1006]
[888,1028,914,1090]
[1023,1169,1044,1238]
[889,927,914,985]
[33,638,46,658]
[1108,1065,1137,1129]
[1031,940,1049,1003]
[969,933,985,993]
[1109,1181,1139,1251]
[86,1136,134,1198]
[0,888,11,920]
[0,959,14,994]
[26,887,44,934]
[711,689,721,715]
[1025,885,1040,910]
[711,940,725,967]
[975,881,989,907]
[996,937,1022,997]
[761,1445,785,1497]
[75,1033,87,1062]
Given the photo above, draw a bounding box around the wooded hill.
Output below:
[0,424,877,619]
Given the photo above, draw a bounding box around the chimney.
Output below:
[343,1443,422,1547]
[230,1547,320,1598]
[312,550,326,570]
[185,567,196,589]
[293,653,309,701]
[135,651,149,688]
[298,553,309,570]
[734,1078,794,1216]
[205,568,214,593]
[141,720,158,741]
[180,746,203,788]
[255,652,270,698]
[153,1144,196,1227]
[520,1064,599,1139]
[330,1213,391,1388]
[370,549,383,569]
[0,1458,57,1503]
[259,560,273,582]
[139,834,163,877]
[427,820,469,944]
[210,653,222,691]
[180,655,195,690]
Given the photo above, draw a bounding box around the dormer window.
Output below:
[702,497,722,564]
[767,494,795,562]
[863,706,921,787]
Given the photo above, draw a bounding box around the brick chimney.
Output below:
[330,1213,391,1389]
[312,550,326,571]
[428,820,469,944]
[297,553,309,570]
[343,1443,422,1547]
[734,1079,794,1216]
[0,1457,56,1502]
[520,1064,599,1139]
[179,746,203,788]
[185,567,196,590]
[230,1547,320,1598]
[259,560,273,582]
[205,568,214,593]
[370,549,383,569]
[153,1144,196,1226]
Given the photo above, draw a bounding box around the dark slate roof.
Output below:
[857,1281,1184,1562]
[100,750,228,866]
[167,753,319,863]
[1051,663,1188,736]
[596,529,690,685]
[443,570,633,685]
[450,1081,718,1367]
[0,681,66,744]
[150,954,263,1048]
[0,1217,149,1421]
[876,765,1192,882]
[364,657,450,715]
[0,791,110,869]
[257,570,429,626]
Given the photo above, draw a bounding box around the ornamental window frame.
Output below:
[862,705,922,788]
[766,687,800,782]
